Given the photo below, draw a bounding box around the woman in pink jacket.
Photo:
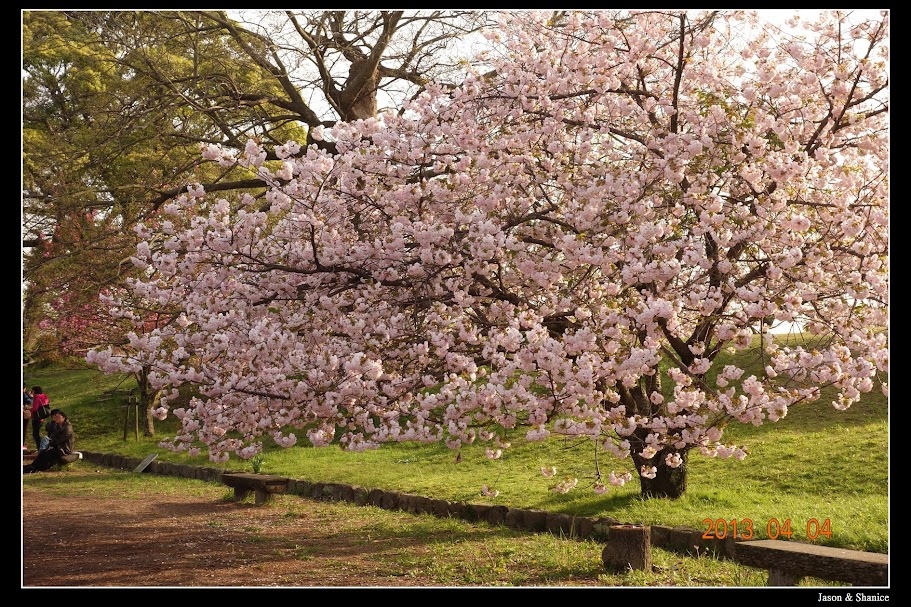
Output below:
[28,386,50,451]
[22,385,32,450]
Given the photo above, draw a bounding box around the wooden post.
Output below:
[122,400,129,442]
[123,395,139,441]
[602,524,652,572]
[132,396,139,440]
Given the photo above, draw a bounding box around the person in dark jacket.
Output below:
[23,409,74,473]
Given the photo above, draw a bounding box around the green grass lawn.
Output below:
[24,356,888,554]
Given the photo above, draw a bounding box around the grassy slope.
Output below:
[24,354,888,553]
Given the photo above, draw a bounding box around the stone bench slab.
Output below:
[734,539,888,586]
[222,473,290,505]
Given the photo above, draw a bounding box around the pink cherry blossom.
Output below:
[480,485,499,498]
[90,9,889,499]
[552,477,579,494]
[485,448,503,460]
[608,471,633,487]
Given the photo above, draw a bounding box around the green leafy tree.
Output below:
[23,10,490,365]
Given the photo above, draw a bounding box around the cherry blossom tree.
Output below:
[44,285,176,436]
[31,214,179,435]
[90,10,889,498]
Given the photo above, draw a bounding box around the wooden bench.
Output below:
[734,539,888,586]
[222,473,290,505]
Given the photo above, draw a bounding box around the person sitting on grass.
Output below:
[23,409,74,474]
[38,412,60,452]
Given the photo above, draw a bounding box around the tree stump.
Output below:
[602,524,652,572]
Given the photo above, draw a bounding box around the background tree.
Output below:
[23,10,492,427]
[91,10,888,498]
[23,10,490,346]
[23,11,262,362]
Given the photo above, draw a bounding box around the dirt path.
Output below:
[22,472,445,587]
[22,468,609,588]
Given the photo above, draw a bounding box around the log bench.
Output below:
[733,539,888,586]
[222,473,290,505]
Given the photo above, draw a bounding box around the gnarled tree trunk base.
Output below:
[632,448,689,499]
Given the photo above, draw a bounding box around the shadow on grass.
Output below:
[538,490,646,518]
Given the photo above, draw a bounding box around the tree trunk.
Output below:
[137,366,157,437]
[602,525,652,571]
[143,396,157,437]
[339,59,378,121]
[617,380,689,499]
[631,447,689,499]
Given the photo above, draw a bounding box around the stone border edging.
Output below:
[76,450,739,558]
